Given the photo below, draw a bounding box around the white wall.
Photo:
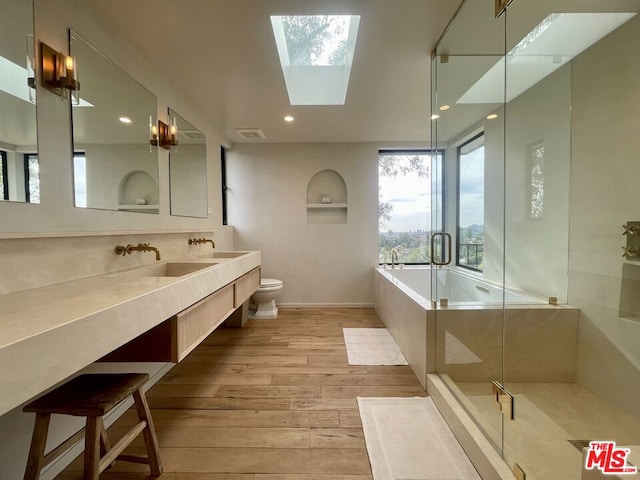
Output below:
[227,143,379,306]
[569,14,640,418]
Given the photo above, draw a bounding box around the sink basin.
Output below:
[202,251,249,259]
[144,262,217,277]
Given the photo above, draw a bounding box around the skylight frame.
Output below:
[270,15,361,106]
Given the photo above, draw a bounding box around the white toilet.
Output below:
[250,278,283,319]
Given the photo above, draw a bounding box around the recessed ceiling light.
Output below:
[119,116,132,124]
[430,114,440,120]
[439,105,450,111]
[486,114,498,120]
[284,115,294,122]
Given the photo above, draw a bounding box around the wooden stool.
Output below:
[22,373,162,480]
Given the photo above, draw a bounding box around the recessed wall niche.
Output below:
[306,169,347,224]
[117,170,159,213]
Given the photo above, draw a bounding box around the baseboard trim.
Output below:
[278,303,375,309]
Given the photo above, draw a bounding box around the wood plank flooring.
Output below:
[55,308,427,480]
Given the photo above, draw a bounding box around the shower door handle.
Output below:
[430,232,452,266]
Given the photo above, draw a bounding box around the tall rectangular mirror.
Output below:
[0,0,39,204]
[70,31,159,214]
[168,108,208,218]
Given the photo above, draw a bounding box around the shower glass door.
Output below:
[430,0,507,457]
[502,1,640,479]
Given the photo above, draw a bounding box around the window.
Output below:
[457,133,484,271]
[73,152,87,207]
[24,154,40,204]
[221,146,228,225]
[529,142,545,219]
[378,150,443,264]
[0,151,8,200]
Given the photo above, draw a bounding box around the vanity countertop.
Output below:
[0,251,260,417]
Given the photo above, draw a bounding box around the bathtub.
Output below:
[379,266,547,306]
[373,266,578,389]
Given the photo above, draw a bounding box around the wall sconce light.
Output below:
[150,115,159,147]
[39,41,80,102]
[150,117,178,150]
[170,117,179,147]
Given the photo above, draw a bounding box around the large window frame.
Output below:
[456,132,485,272]
[23,153,40,204]
[221,146,228,225]
[378,149,444,266]
[0,151,8,200]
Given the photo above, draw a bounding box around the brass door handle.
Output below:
[492,381,514,420]
[430,232,452,266]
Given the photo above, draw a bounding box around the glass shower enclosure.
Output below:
[430,1,640,479]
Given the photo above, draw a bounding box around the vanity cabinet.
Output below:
[171,284,235,362]
[100,267,261,363]
[234,267,261,307]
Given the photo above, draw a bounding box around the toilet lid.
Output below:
[261,278,282,288]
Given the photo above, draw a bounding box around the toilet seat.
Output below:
[259,278,283,291]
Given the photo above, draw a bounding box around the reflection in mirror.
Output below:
[0,0,39,204]
[168,109,208,218]
[70,31,159,214]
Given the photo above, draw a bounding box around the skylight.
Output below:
[271,15,360,105]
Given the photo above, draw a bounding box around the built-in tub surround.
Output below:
[373,266,579,388]
[0,248,260,417]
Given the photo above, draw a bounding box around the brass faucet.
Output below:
[114,243,161,261]
[391,248,399,269]
[189,238,215,249]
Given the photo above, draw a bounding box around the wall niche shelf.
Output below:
[117,204,159,210]
[306,170,348,224]
[307,203,348,209]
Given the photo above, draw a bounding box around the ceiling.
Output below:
[83,0,462,145]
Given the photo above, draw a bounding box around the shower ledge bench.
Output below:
[0,250,261,417]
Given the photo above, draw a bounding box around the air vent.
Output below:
[179,129,205,140]
[235,128,266,140]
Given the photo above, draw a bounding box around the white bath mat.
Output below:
[343,328,408,365]
[358,396,481,480]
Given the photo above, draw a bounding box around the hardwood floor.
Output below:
[55,308,427,479]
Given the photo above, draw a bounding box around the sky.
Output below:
[379,168,431,232]
[379,150,484,233]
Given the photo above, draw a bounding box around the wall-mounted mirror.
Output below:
[70,31,159,214]
[0,0,39,204]
[168,108,208,218]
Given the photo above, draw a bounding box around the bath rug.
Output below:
[342,328,408,365]
[358,396,481,480]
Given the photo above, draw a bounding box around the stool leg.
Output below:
[23,413,51,480]
[83,417,101,480]
[99,421,116,469]
[133,389,162,476]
